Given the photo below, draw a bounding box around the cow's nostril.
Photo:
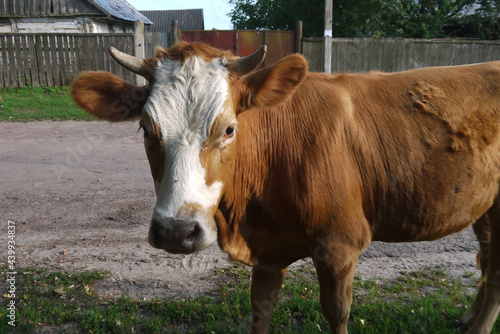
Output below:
[187,224,200,243]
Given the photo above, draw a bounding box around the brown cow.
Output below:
[71,41,500,334]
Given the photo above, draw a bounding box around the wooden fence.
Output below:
[1,33,500,87]
[0,33,135,87]
[144,32,168,58]
[303,37,500,73]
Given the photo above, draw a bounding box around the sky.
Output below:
[126,0,235,30]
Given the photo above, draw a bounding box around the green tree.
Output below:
[228,0,325,37]
[446,0,500,39]
[380,0,477,38]
[228,0,499,39]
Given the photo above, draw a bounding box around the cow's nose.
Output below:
[152,218,200,254]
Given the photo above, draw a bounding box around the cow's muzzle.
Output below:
[150,218,201,254]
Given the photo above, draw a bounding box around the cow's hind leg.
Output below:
[458,213,490,330]
[467,200,500,334]
[250,266,287,334]
[313,245,360,334]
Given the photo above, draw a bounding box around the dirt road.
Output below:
[0,121,481,299]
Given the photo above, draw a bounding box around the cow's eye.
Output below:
[225,126,234,137]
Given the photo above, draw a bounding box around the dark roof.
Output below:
[88,0,153,24]
[140,9,204,33]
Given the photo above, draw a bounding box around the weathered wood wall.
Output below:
[0,0,100,15]
[0,33,134,87]
[303,37,500,73]
[144,32,168,58]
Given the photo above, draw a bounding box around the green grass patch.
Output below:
[0,86,93,121]
[0,265,498,333]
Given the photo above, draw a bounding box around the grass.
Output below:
[0,265,499,333]
[0,86,93,121]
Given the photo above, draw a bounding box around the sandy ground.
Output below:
[0,121,481,300]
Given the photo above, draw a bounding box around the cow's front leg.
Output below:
[250,266,287,334]
[313,246,360,334]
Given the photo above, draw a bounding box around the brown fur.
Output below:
[218,62,500,266]
[71,42,500,334]
[219,60,500,334]
[71,72,148,122]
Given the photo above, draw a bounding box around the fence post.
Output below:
[295,20,303,53]
[171,20,180,46]
[134,20,146,86]
[324,0,332,74]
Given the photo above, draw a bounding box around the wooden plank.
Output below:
[67,0,75,13]
[13,35,25,87]
[102,35,111,72]
[33,0,39,15]
[56,34,67,85]
[0,35,6,87]
[63,35,71,83]
[123,35,135,82]
[112,35,124,77]
[50,34,61,86]
[96,35,106,72]
[59,0,67,14]
[75,35,84,75]
[42,34,52,85]
[18,0,24,15]
[89,35,98,71]
[144,32,153,58]
[27,35,39,86]
[66,35,74,84]
[62,34,71,85]
[68,35,77,82]
[8,35,18,86]
[41,35,53,86]
[7,0,13,15]
[49,34,59,86]
[80,35,91,71]
[21,35,32,86]
[34,34,46,87]
[110,36,121,78]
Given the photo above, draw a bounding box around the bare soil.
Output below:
[0,121,481,300]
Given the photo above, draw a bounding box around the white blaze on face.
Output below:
[145,54,230,248]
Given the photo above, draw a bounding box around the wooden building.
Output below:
[140,9,204,34]
[140,9,204,49]
[0,0,152,33]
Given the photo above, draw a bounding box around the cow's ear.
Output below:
[71,71,149,122]
[241,54,307,110]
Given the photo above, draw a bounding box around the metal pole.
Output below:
[324,0,332,74]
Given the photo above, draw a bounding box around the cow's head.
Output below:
[71,42,307,254]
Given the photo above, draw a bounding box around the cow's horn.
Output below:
[227,45,267,76]
[109,47,151,79]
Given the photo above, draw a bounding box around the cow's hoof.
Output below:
[455,311,475,333]
[454,322,470,332]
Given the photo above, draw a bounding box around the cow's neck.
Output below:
[216,104,292,265]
